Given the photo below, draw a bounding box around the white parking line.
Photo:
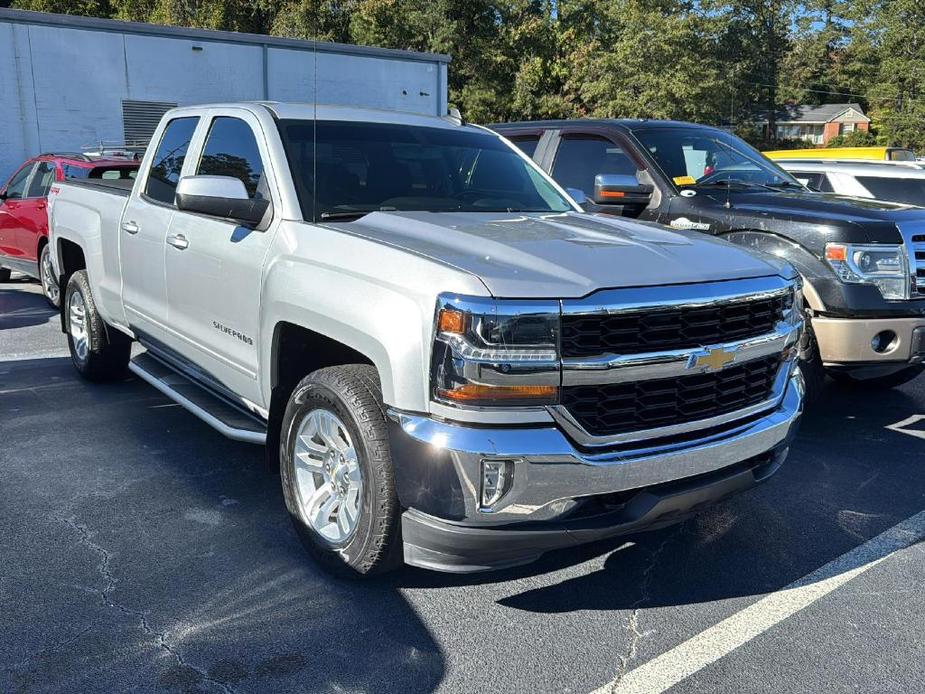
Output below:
[592,509,925,694]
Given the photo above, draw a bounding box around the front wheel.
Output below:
[280,364,402,577]
[798,314,826,405]
[828,365,924,389]
[64,270,131,381]
[40,244,60,308]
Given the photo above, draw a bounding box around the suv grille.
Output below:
[561,355,782,437]
[561,295,787,358]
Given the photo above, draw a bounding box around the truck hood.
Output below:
[333,211,787,298]
[699,189,925,244]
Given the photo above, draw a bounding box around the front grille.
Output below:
[561,294,787,357]
[912,234,925,295]
[561,355,782,437]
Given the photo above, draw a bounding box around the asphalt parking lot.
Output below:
[2,273,924,694]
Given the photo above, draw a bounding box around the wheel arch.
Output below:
[721,229,830,312]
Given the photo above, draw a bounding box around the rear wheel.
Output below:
[280,364,402,577]
[64,270,131,382]
[39,244,60,308]
[828,365,924,389]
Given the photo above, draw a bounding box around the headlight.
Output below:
[824,243,909,300]
[431,294,560,407]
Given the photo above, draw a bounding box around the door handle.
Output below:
[166,233,189,250]
[121,221,139,234]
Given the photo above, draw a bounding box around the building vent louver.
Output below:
[121,100,178,148]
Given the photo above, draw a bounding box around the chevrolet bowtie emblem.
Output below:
[691,347,736,372]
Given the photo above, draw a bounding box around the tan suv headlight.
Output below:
[431,294,560,408]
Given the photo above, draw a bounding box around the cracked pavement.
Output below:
[3,277,925,693]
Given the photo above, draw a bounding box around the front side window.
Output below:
[508,135,541,158]
[857,176,925,206]
[26,162,56,198]
[145,116,199,205]
[634,127,804,191]
[551,135,642,196]
[197,117,266,199]
[277,120,573,221]
[3,163,36,200]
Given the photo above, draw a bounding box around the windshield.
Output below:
[277,119,573,221]
[633,127,804,191]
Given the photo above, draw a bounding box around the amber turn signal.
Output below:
[825,244,847,262]
[437,383,558,402]
[437,308,467,334]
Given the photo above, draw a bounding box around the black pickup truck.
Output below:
[493,119,925,396]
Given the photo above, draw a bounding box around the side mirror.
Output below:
[565,187,588,205]
[175,175,270,227]
[593,174,653,206]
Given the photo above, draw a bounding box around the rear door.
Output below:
[121,116,200,341]
[163,109,278,403]
[15,160,57,261]
[0,162,38,262]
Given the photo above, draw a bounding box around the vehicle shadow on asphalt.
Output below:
[1,357,444,694]
[0,282,56,331]
[396,380,925,614]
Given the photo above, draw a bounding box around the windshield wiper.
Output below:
[765,181,806,190]
[319,211,373,221]
[695,180,776,191]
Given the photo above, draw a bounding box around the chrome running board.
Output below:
[129,352,266,445]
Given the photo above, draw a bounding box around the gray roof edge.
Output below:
[0,7,451,64]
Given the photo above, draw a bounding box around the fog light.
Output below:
[871,330,898,354]
[480,459,514,511]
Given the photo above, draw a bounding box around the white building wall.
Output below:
[0,10,450,181]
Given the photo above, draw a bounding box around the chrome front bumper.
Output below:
[387,369,804,527]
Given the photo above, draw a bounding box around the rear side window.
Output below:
[197,117,266,199]
[90,167,137,180]
[856,176,925,206]
[26,162,56,198]
[146,117,199,205]
[4,163,36,200]
[507,135,541,158]
[551,135,641,196]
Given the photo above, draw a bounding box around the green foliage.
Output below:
[10,0,925,149]
[826,130,877,147]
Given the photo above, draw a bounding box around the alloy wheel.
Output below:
[68,290,89,363]
[41,247,59,305]
[292,408,364,545]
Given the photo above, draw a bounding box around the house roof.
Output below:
[762,103,870,125]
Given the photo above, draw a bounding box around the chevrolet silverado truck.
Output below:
[48,103,804,575]
[493,119,925,397]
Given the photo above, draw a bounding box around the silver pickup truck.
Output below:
[48,102,804,575]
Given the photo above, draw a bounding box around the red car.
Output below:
[0,152,140,307]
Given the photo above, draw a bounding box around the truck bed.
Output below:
[59,177,135,196]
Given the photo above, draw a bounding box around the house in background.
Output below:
[760,103,871,146]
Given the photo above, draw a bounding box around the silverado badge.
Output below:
[691,346,736,372]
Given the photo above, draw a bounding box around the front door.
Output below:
[121,116,200,341]
[0,163,37,262]
[164,111,277,404]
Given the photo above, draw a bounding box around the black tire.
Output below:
[828,364,924,389]
[280,364,402,577]
[64,270,131,382]
[39,243,60,309]
[0,267,10,282]
[798,313,826,405]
